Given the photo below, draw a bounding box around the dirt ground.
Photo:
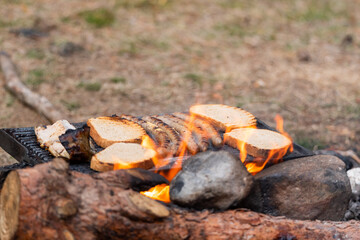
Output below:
[0,0,359,165]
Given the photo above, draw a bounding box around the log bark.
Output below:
[1,158,359,240]
[0,51,65,123]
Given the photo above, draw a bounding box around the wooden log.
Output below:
[0,158,359,240]
[0,51,65,123]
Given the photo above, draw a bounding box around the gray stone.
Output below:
[169,151,254,210]
[347,168,360,195]
[241,155,351,221]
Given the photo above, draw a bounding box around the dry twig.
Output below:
[0,51,64,123]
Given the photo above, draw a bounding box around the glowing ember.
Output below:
[140,184,170,203]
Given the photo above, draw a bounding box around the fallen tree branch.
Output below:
[0,158,359,240]
[0,51,65,123]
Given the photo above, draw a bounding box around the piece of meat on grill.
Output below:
[153,115,201,155]
[119,114,171,157]
[172,112,223,148]
[142,116,182,156]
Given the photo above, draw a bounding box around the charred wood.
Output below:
[59,125,93,162]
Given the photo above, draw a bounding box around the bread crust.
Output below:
[90,155,154,172]
[224,128,292,158]
[87,116,146,148]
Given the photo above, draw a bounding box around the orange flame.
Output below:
[158,113,200,182]
[113,161,134,170]
[142,113,201,202]
[275,114,293,153]
[141,135,166,167]
[140,184,170,203]
[141,135,178,182]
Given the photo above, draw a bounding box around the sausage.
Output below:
[120,114,171,157]
[142,116,182,156]
[164,114,210,152]
[172,112,223,148]
[154,115,200,155]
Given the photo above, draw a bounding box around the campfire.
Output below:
[0,104,359,240]
[138,111,293,203]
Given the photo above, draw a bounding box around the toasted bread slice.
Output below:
[90,143,155,172]
[224,128,292,158]
[35,120,76,158]
[87,116,146,148]
[189,104,256,131]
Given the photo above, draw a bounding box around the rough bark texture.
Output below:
[0,51,64,123]
[1,158,359,240]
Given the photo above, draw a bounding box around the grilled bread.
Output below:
[87,116,146,148]
[90,143,155,172]
[35,120,76,158]
[189,104,256,131]
[224,128,292,158]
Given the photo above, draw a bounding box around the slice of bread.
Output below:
[224,128,292,158]
[87,117,146,148]
[189,104,256,131]
[90,143,155,172]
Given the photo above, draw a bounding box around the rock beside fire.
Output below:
[241,155,351,221]
[347,168,360,195]
[170,151,254,210]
